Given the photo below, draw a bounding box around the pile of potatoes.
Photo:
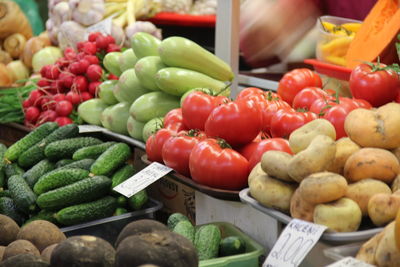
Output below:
[249,102,400,233]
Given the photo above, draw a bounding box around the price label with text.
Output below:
[113,162,173,198]
[326,257,374,267]
[78,125,104,133]
[263,219,327,267]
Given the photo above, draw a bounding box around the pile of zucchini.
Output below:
[0,122,148,226]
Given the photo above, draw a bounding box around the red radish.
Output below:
[69,62,85,75]
[37,110,57,123]
[95,35,108,50]
[55,100,73,116]
[53,93,66,102]
[108,74,119,80]
[55,117,73,126]
[82,42,97,55]
[73,76,88,92]
[40,97,56,111]
[106,35,115,44]
[86,64,103,81]
[22,99,31,108]
[84,55,99,65]
[46,65,60,80]
[79,59,90,73]
[66,91,82,105]
[59,72,74,88]
[88,81,101,96]
[48,81,61,94]
[106,43,120,53]
[81,92,93,101]
[88,32,102,42]
[76,52,86,60]
[40,65,52,78]
[77,42,85,52]
[37,79,50,88]
[29,90,45,107]
[64,47,75,56]
[25,106,40,122]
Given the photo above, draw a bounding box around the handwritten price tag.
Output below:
[263,219,327,267]
[113,162,173,198]
[326,257,374,267]
[78,125,104,133]
[85,16,114,38]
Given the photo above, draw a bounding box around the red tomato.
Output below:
[349,63,400,107]
[248,138,292,170]
[162,131,205,176]
[323,104,352,139]
[189,138,249,190]
[145,129,175,163]
[352,98,372,109]
[270,109,307,138]
[302,111,318,122]
[164,108,187,132]
[237,87,265,101]
[277,68,322,105]
[292,87,329,110]
[205,99,263,147]
[309,98,332,115]
[262,100,291,133]
[182,91,228,130]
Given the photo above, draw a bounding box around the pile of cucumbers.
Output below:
[0,122,148,226]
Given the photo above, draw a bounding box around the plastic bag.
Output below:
[12,0,44,36]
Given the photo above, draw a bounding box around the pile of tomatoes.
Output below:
[23,32,120,128]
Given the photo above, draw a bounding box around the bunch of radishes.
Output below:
[23,32,121,128]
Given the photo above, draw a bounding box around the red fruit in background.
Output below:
[37,110,57,124]
[88,32,102,42]
[248,138,292,170]
[73,76,88,92]
[66,91,82,106]
[106,43,120,53]
[292,87,329,110]
[84,55,99,65]
[322,104,354,139]
[25,106,40,123]
[80,92,93,101]
[270,109,308,138]
[146,128,175,163]
[55,100,73,116]
[82,42,97,55]
[106,35,115,44]
[95,34,109,50]
[352,98,372,109]
[88,81,101,96]
[55,117,73,126]
[86,64,103,81]
[107,74,119,80]
[37,79,50,89]
[164,108,184,128]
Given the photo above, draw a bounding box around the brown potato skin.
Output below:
[327,137,360,175]
[261,151,293,182]
[299,172,348,205]
[374,222,400,267]
[2,240,40,261]
[368,193,400,226]
[344,103,400,149]
[344,148,400,183]
[392,174,400,192]
[290,189,315,222]
[0,214,20,246]
[356,230,384,265]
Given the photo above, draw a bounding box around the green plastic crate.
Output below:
[199,222,265,267]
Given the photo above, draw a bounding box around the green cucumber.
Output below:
[167,213,189,230]
[4,163,24,178]
[4,122,59,162]
[25,210,57,225]
[114,207,128,216]
[0,189,10,197]
[0,197,26,225]
[0,143,7,170]
[111,164,135,189]
[18,124,79,168]
[128,190,148,211]
[195,224,222,260]
[33,168,90,195]
[44,137,102,160]
[72,142,116,161]
[219,236,246,256]
[129,91,180,123]
[23,159,55,188]
[90,143,131,176]
[155,67,230,97]
[36,176,111,210]
[160,36,234,81]
[135,56,166,91]
[117,195,128,207]
[173,220,195,244]
[60,159,95,171]
[0,169,4,189]
[55,159,74,168]
[113,69,150,104]
[131,32,161,58]
[7,175,37,214]
[56,196,117,226]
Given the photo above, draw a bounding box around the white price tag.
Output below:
[78,125,104,133]
[326,257,375,267]
[263,219,327,267]
[113,162,173,198]
[85,16,114,38]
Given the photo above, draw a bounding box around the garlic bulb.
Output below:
[69,0,105,26]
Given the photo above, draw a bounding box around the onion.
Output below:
[6,60,29,83]
[0,50,12,64]
[32,46,62,73]
[0,63,12,86]
[3,33,27,58]
[21,37,49,68]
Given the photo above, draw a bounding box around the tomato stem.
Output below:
[216,138,232,149]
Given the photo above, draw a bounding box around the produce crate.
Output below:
[239,188,384,244]
[199,222,265,267]
[61,198,163,245]
[323,242,363,261]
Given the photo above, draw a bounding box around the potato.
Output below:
[0,246,5,261]
[327,137,360,174]
[396,209,400,252]
[249,172,296,212]
[290,189,315,222]
[374,222,400,267]
[260,151,293,182]
[313,197,362,232]
[299,172,347,205]
[0,214,20,246]
[368,193,400,226]
[2,240,40,261]
[345,103,400,149]
[345,179,392,216]
[248,162,266,185]
[17,220,66,252]
[392,147,400,162]
[0,254,49,267]
[356,230,384,265]
[41,243,58,263]
[288,135,336,183]
[344,148,400,183]
[392,174,400,192]
[289,119,336,153]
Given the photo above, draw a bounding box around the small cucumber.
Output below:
[4,122,58,162]
[160,36,234,81]
[0,169,4,189]
[44,137,102,160]
[23,159,55,188]
[18,124,79,168]
[72,142,116,161]
[111,164,135,189]
[219,236,246,256]
[0,197,26,225]
[36,176,111,210]
[25,210,57,225]
[117,195,128,207]
[131,32,161,58]
[7,175,37,214]
[128,190,148,211]
[114,207,128,216]
[90,143,131,176]
[60,159,95,171]
[167,213,189,230]
[55,159,74,168]
[0,143,7,170]
[135,56,166,91]
[4,163,24,179]
[173,220,195,244]
[56,196,117,226]
[0,189,10,197]
[33,168,90,195]
[195,224,222,260]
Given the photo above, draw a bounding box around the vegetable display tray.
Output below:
[61,198,163,245]
[239,188,384,243]
[199,222,265,267]
[141,155,241,201]
[323,242,362,261]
